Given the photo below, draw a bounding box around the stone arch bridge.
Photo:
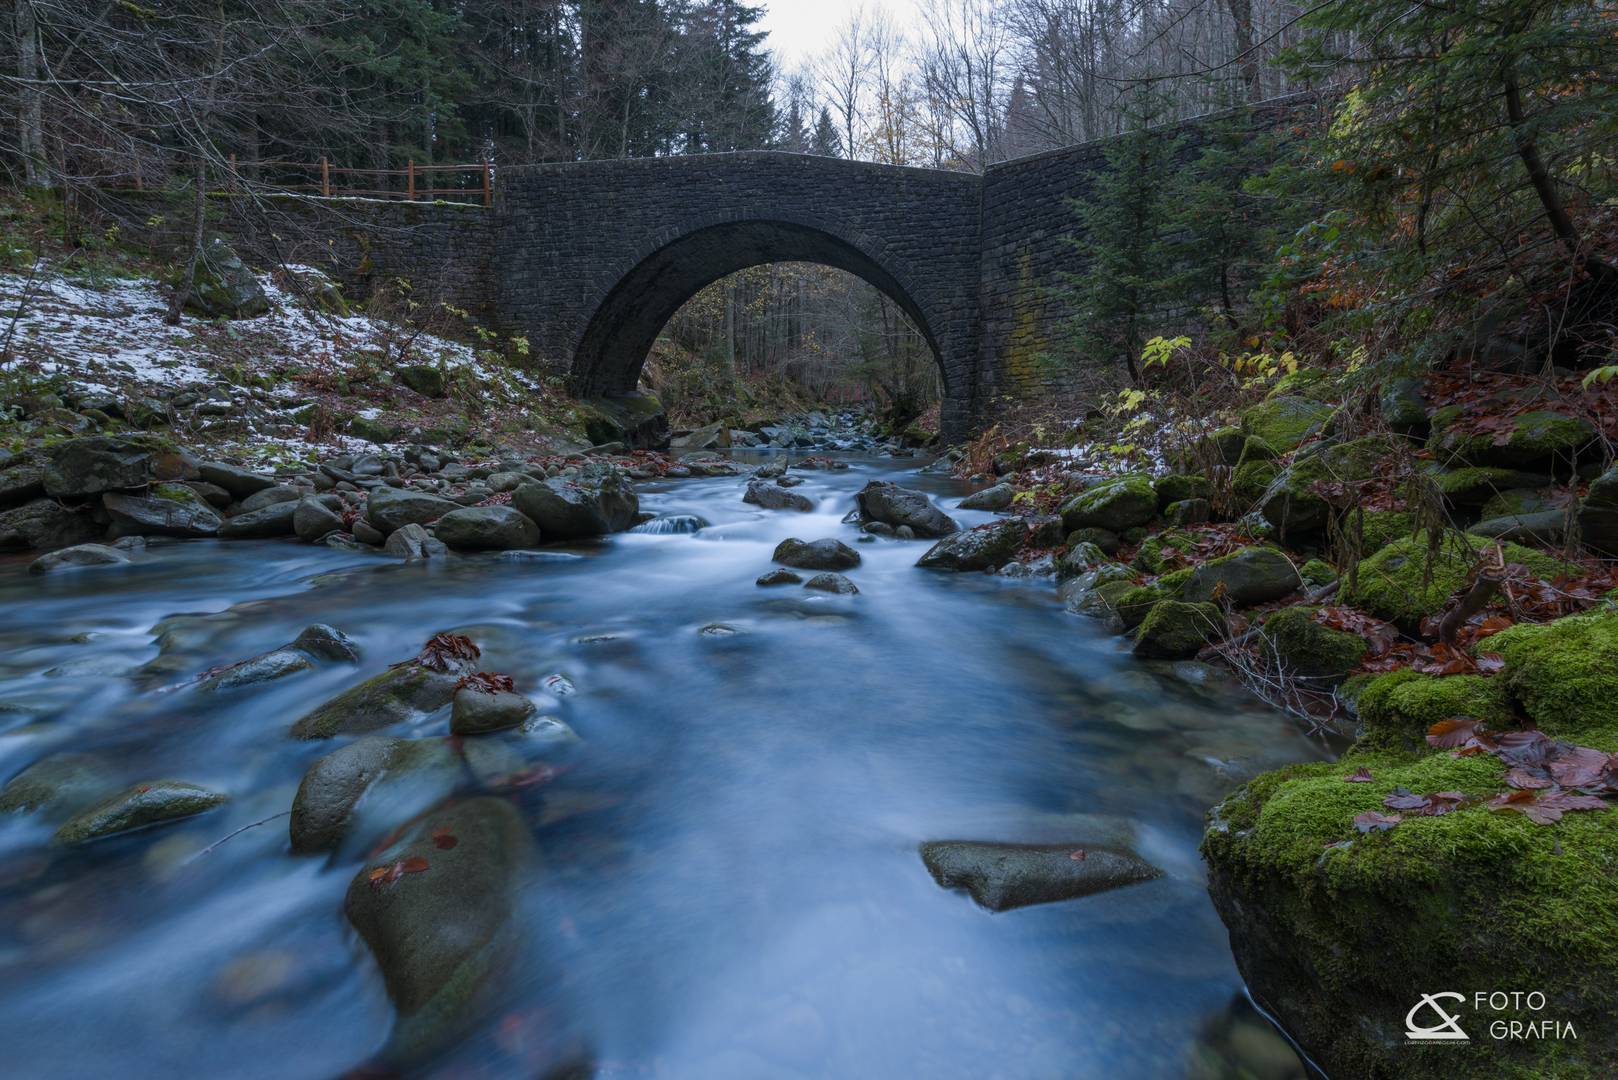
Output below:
[218,100,1308,443]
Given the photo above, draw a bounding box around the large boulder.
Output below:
[29,542,131,574]
[512,470,638,539]
[671,422,729,450]
[1241,394,1333,452]
[1057,562,1137,619]
[343,797,531,1063]
[0,498,102,552]
[1058,474,1157,533]
[1257,606,1367,684]
[855,481,959,538]
[916,518,1026,572]
[773,537,861,571]
[367,487,459,537]
[54,780,227,845]
[293,497,345,542]
[198,460,276,499]
[1179,546,1301,607]
[104,485,223,538]
[1579,464,1618,555]
[182,236,269,318]
[432,506,541,550]
[1133,600,1225,658]
[1428,407,1596,471]
[291,664,460,739]
[44,434,190,498]
[219,499,299,539]
[958,482,1014,511]
[1259,436,1392,537]
[743,480,813,512]
[289,736,463,853]
[579,392,669,450]
[1342,534,1577,631]
[0,450,45,506]
[920,840,1161,912]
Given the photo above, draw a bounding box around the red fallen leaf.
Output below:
[1343,767,1374,783]
[1384,788,1467,816]
[392,632,481,674]
[399,856,429,874]
[1504,768,1553,790]
[455,671,515,695]
[1354,810,1402,833]
[1494,729,1554,769]
[1474,652,1506,673]
[431,828,459,850]
[1473,615,1514,638]
[1427,717,1484,749]
[1490,788,1610,825]
[135,784,152,793]
[1068,849,1087,861]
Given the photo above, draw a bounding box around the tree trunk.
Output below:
[15,0,45,186]
[166,155,209,325]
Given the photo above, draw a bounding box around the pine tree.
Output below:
[811,106,842,158]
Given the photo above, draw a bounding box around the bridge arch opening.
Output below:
[571,219,948,402]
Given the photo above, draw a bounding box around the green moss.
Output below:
[1134,600,1225,658]
[1153,473,1211,508]
[1488,610,1618,747]
[1202,745,1618,1079]
[1298,558,1337,588]
[1058,473,1158,532]
[1342,533,1579,630]
[1259,606,1367,682]
[1261,437,1396,535]
[1479,488,1554,522]
[1231,458,1279,505]
[1355,671,1512,751]
[1358,509,1415,552]
[1241,394,1333,451]
[1430,410,1597,467]
[1132,528,1197,574]
[1266,368,1336,403]
[1158,566,1195,595]
[1115,585,1164,630]
[1433,466,1554,508]
[151,482,202,504]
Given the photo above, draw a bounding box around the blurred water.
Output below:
[0,453,1325,1078]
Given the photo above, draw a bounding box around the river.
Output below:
[0,451,1325,1078]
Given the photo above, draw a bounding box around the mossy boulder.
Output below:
[1230,459,1280,507]
[54,780,227,845]
[1164,498,1211,526]
[1058,473,1157,533]
[1115,585,1165,631]
[579,391,669,450]
[1203,748,1618,1080]
[1064,526,1120,556]
[1241,395,1333,452]
[0,753,115,819]
[398,365,447,399]
[1356,509,1415,553]
[181,237,269,319]
[1154,473,1211,509]
[1488,609,1618,745]
[44,434,187,498]
[1479,488,1555,522]
[1353,671,1512,751]
[1259,606,1367,684]
[1259,436,1393,536]
[512,470,639,538]
[1378,376,1428,436]
[1133,600,1225,658]
[1180,546,1302,608]
[291,664,460,739]
[1298,558,1337,588]
[103,485,223,538]
[1058,562,1137,619]
[1132,529,1197,574]
[1266,369,1336,403]
[917,519,1024,572]
[1432,466,1554,510]
[1194,426,1249,466]
[344,797,532,1063]
[1428,408,1597,471]
[349,413,404,443]
[1056,540,1108,579]
[1342,534,1578,632]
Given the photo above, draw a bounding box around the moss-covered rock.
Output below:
[1163,498,1211,526]
[1230,459,1280,507]
[1180,546,1302,607]
[1115,585,1165,631]
[1259,606,1366,684]
[0,753,115,818]
[289,736,463,853]
[1578,464,1618,556]
[1432,466,1555,510]
[1354,671,1513,751]
[1429,409,1597,470]
[291,664,460,739]
[1057,540,1109,579]
[1058,473,1157,533]
[1064,526,1121,556]
[1266,368,1336,403]
[54,780,227,845]
[1242,395,1333,452]
[1357,509,1415,553]
[1203,748,1618,1080]
[181,237,269,319]
[1479,488,1555,522]
[1154,473,1211,509]
[1342,534,1578,631]
[1134,600,1225,658]
[1132,529,1197,574]
[1488,609,1618,745]
[1378,376,1428,436]
[1259,437,1394,536]
[1058,562,1137,619]
[1158,566,1195,595]
[1298,558,1337,588]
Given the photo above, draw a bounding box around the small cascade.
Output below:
[629,513,709,534]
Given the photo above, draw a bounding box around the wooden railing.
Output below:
[116,158,495,207]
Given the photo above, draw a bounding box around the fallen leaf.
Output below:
[1354,810,1401,833]
[1068,849,1087,861]
[1343,766,1374,783]
[1426,717,1483,749]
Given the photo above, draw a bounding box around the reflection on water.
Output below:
[0,453,1323,1078]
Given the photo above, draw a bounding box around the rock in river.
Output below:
[916,518,1026,572]
[197,624,359,692]
[756,569,802,586]
[450,687,536,735]
[54,780,228,845]
[367,487,459,536]
[773,537,861,570]
[743,479,813,512]
[104,486,223,538]
[344,797,531,1063]
[803,572,859,594]
[432,505,542,550]
[0,753,116,819]
[920,840,1162,912]
[28,542,131,574]
[512,469,638,538]
[289,736,463,853]
[219,499,299,539]
[292,663,460,739]
[855,480,958,537]
[957,482,1014,511]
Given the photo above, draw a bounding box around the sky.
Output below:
[759,0,928,69]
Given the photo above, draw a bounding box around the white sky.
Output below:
[760,0,929,70]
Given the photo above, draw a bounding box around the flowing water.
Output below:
[0,453,1326,1078]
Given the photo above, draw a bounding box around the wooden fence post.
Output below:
[407,160,415,201]
[482,160,492,208]
[320,156,330,197]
